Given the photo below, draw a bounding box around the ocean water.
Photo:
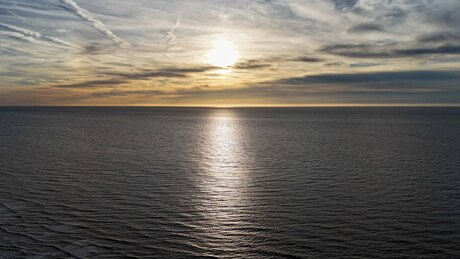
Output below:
[0,107,459,258]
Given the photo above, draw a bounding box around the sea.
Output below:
[0,107,459,258]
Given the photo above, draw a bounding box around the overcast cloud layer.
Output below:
[1,0,459,105]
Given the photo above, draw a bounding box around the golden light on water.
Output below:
[199,110,248,208]
[207,38,239,68]
[197,110,255,250]
[205,110,246,194]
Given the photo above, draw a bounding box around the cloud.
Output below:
[232,59,272,70]
[349,62,380,67]
[347,23,385,33]
[44,36,79,48]
[87,70,460,103]
[80,42,120,55]
[0,30,38,43]
[324,61,347,67]
[166,16,181,49]
[89,89,168,98]
[275,70,460,87]
[52,67,217,88]
[54,79,125,88]
[322,43,460,58]
[399,45,460,56]
[231,56,323,70]
[60,0,128,47]
[0,22,78,48]
[105,67,215,80]
[417,31,460,43]
[0,22,40,38]
[292,57,323,62]
[332,0,359,10]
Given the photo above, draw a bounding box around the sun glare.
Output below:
[207,38,239,68]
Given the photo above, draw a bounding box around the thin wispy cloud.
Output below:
[60,0,128,48]
[0,30,37,43]
[0,23,40,38]
[4,8,34,27]
[166,16,181,50]
[0,22,77,48]
[44,36,79,48]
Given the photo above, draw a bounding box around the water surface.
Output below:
[1,107,459,258]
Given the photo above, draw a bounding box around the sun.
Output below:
[207,38,239,68]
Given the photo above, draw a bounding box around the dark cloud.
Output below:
[332,0,359,10]
[351,5,408,27]
[83,44,104,54]
[53,67,217,88]
[81,43,117,55]
[322,43,369,52]
[231,56,323,70]
[89,89,168,98]
[324,61,347,67]
[399,45,460,56]
[322,43,460,58]
[425,4,460,27]
[54,79,126,88]
[417,32,460,43]
[232,60,272,70]
[109,67,216,79]
[292,57,323,62]
[348,23,385,33]
[349,62,380,68]
[275,70,460,85]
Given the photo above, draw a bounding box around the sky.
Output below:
[0,0,459,106]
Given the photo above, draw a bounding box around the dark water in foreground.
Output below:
[0,107,460,258]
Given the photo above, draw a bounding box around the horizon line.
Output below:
[1,104,460,108]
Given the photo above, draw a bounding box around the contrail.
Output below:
[166,16,181,48]
[0,30,38,43]
[4,8,34,27]
[0,23,41,38]
[44,35,79,48]
[0,23,78,48]
[60,0,128,48]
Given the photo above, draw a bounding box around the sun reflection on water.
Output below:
[204,109,248,205]
[196,109,255,253]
